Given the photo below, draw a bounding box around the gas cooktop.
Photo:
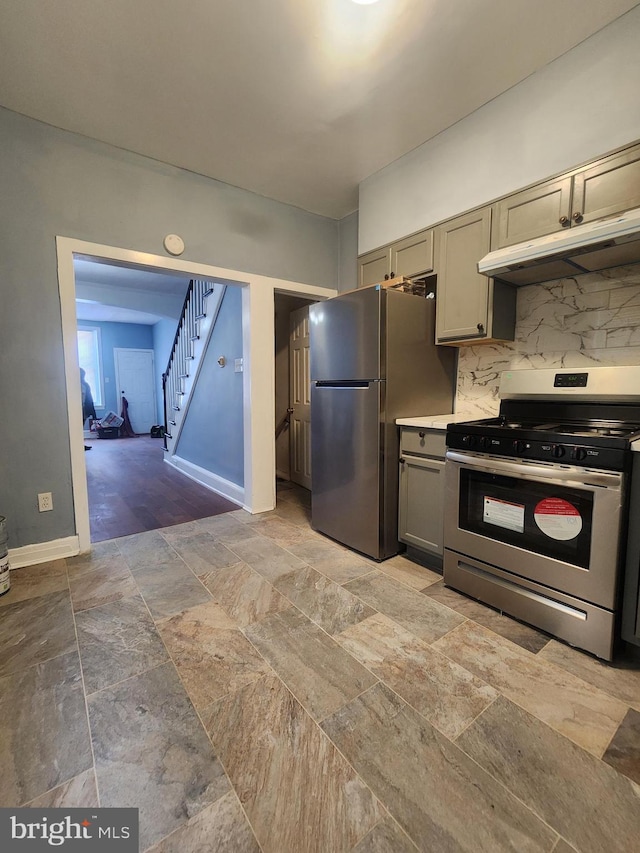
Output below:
[459,417,640,440]
[446,369,640,472]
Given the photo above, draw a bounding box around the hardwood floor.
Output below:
[85,435,238,542]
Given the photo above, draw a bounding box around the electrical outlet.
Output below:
[38,492,53,512]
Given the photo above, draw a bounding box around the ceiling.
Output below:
[74,259,190,296]
[75,302,165,326]
[1,0,638,218]
[74,258,190,324]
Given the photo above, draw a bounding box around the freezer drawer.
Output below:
[311,381,384,558]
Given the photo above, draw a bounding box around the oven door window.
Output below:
[459,469,594,568]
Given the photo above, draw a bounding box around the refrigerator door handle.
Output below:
[314,381,373,389]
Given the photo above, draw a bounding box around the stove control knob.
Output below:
[513,440,527,455]
[479,436,492,451]
[572,447,587,461]
[461,434,477,449]
[551,444,565,458]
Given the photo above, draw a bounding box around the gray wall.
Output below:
[175,287,244,486]
[338,211,358,293]
[359,5,640,251]
[0,107,339,548]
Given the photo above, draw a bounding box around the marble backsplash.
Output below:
[456,265,640,417]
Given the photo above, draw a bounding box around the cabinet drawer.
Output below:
[400,428,446,458]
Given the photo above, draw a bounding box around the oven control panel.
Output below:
[554,372,589,388]
[448,432,627,471]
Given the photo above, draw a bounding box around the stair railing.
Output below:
[162,279,215,451]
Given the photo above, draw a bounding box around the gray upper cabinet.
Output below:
[492,142,640,250]
[358,227,434,288]
[492,176,573,249]
[573,142,640,225]
[358,139,639,341]
[390,229,434,279]
[358,247,391,288]
[435,207,515,344]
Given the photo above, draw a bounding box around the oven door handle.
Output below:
[445,450,623,489]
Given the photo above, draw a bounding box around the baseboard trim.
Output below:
[9,535,81,569]
[166,455,244,507]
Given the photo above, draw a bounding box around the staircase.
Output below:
[163,279,226,457]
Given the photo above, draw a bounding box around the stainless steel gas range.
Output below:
[444,366,640,660]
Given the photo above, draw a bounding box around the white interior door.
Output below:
[289,306,311,490]
[114,348,156,434]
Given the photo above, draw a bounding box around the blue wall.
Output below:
[176,287,244,487]
[0,106,336,548]
[78,321,154,416]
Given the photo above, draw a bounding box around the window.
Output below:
[77,327,104,408]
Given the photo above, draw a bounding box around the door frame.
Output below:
[57,236,336,552]
[113,347,157,434]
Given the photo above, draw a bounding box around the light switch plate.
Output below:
[234,358,243,373]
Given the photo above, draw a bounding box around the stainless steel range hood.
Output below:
[478,207,640,286]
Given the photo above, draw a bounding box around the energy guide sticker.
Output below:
[534,497,582,541]
[483,497,525,533]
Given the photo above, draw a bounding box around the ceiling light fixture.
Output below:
[351,0,380,5]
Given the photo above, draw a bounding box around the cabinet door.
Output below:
[572,143,640,225]
[398,454,445,556]
[435,207,491,342]
[492,176,573,249]
[358,247,391,288]
[390,229,434,278]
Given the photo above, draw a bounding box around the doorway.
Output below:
[76,258,217,541]
[289,305,312,490]
[114,348,156,434]
[274,294,314,492]
[57,236,336,553]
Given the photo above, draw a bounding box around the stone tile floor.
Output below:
[1,482,640,851]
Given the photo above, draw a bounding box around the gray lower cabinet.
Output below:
[398,428,446,564]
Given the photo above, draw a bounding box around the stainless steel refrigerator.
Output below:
[310,285,456,560]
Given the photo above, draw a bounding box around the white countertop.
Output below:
[396,413,475,430]
[632,439,640,452]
